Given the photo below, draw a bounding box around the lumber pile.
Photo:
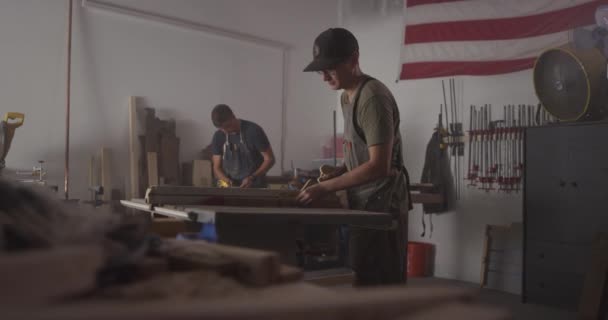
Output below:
[129,97,181,198]
[145,185,343,208]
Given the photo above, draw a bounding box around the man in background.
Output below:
[210,104,274,188]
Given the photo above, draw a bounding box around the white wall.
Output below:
[1,0,338,200]
[0,0,531,289]
[343,6,536,288]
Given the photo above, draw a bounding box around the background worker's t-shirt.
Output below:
[211,119,270,171]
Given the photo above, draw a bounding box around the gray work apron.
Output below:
[343,77,409,286]
[221,123,265,188]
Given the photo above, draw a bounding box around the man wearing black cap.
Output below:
[297,28,411,286]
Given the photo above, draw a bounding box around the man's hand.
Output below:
[318,165,347,182]
[296,183,328,206]
[217,179,233,188]
[240,176,255,188]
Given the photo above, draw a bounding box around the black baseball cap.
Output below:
[303,28,359,72]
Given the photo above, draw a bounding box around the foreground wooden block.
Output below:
[162,239,281,287]
[4,284,503,320]
[0,245,103,306]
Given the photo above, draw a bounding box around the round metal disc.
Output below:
[534,49,589,121]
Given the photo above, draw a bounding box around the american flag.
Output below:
[400,0,608,80]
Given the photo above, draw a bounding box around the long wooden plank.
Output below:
[144,108,160,153]
[88,155,99,188]
[101,147,112,201]
[147,152,158,187]
[159,135,180,185]
[129,96,141,199]
[145,185,342,208]
[181,162,193,186]
[0,245,103,306]
[148,186,299,197]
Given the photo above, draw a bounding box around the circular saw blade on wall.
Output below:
[533,45,608,122]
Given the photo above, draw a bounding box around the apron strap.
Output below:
[223,131,230,158]
[352,76,375,144]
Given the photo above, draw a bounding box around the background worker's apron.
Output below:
[343,77,410,286]
[221,126,266,188]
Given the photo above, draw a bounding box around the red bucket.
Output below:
[407,242,434,277]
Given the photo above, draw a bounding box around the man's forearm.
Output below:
[321,162,387,192]
[252,158,275,178]
[213,167,232,183]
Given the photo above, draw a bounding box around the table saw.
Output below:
[121,192,393,269]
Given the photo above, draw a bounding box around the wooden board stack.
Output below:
[129,97,181,198]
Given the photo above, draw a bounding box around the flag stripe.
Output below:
[405,0,601,44]
[406,0,597,27]
[400,0,602,80]
[406,0,462,8]
[400,58,536,79]
[402,30,581,63]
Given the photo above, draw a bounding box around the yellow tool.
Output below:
[0,112,25,171]
[217,179,231,188]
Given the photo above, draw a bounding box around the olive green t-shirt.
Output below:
[340,79,404,166]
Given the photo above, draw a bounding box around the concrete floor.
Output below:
[408,278,577,320]
[328,277,576,319]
